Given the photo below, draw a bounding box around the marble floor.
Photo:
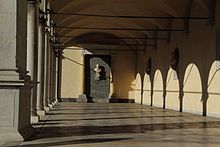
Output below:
[2,102,220,147]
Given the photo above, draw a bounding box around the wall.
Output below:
[61,48,137,100]
[135,1,220,117]
[61,49,84,99]
[61,2,220,113]
[111,50,138,100]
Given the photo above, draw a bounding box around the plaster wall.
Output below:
[61,49,84,99]
[153,70,163,108]
[61,49,137,100]
[166,68,179,111]
[112,51,136,99]
[135,1,220,116]
[143,73,151,105]
[134,74,142,104]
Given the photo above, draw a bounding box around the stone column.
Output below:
[36,13,46,116]
[51,50,57,104]
[54,53,59,102]
[48,46,54,107]
[43,25,51,112]
[53,51,58,102]
[57,51,63,102]
[49,48,56,105]
[50,25,57,104]
[27,0,39,124]
[0,0,35,141]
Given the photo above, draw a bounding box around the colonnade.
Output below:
[0,0,62,141]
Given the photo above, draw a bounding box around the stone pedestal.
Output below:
[0,75,35,141]
[77,94,87,103]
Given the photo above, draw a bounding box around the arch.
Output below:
[153,70,163,108]
[134,73,142,104]
[183,63,202,114]
[143,73,151,105]
[207,61,220,117]
[166,68,179,111]
[61,47,85,98]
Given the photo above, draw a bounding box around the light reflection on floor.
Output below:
[2,102,220,147]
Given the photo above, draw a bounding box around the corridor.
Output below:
[2,102,220,147]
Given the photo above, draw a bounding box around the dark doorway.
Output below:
[84,55,111,103]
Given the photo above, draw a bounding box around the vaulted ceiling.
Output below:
[48,0,210,49]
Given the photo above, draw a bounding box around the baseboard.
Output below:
[109,98,135,103]
[61,98,78,102]
[60,98,135,103]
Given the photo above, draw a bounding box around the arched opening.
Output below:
[61,46,85,100]
[153,70,163,108]
[166,68,179,111]
[60,31,137,102]
[183,63,202,114]
[134,73,142,104]
[143,73,151,105]
[207,61,220,117]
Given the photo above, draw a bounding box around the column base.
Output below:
[31,115,39,124]
[0,77,34,142]
[44,107,50,113]
[48,103,53,108]
[53,101,57,105]
[0,126,35,141]
[37,110,46,116]
[78,94,87,103]
[50,100,56,106]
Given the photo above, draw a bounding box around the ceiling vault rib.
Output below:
[209,0,216,25]
[62,48,146,52]
[61,44,155,47]
[55,36,168,40]
[50,12,209,20]
[105,37,167,40]
[53,26,184,32]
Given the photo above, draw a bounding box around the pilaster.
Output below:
[36,13,46,116]
[43,20,51,112]
[27,0,40,124]
[0,0,35,141]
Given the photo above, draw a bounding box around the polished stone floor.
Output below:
[2,102,220,147]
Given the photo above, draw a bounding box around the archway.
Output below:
[153,70,163,108]
[183,63,202,114]
[143,73,151,105]
[207,61,220,117]
[61,46,85,100]
[166,68,179,111]
[135,73,142,104]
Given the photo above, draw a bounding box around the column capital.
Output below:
[39,12,47,24]
[27,0,38,4]
[47,8,53,14]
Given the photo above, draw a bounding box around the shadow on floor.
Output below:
[46,111,169,115]
[38,115,188,122]
[9,138,133,147]
[51,107,154,111]
[29,121,220,141]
